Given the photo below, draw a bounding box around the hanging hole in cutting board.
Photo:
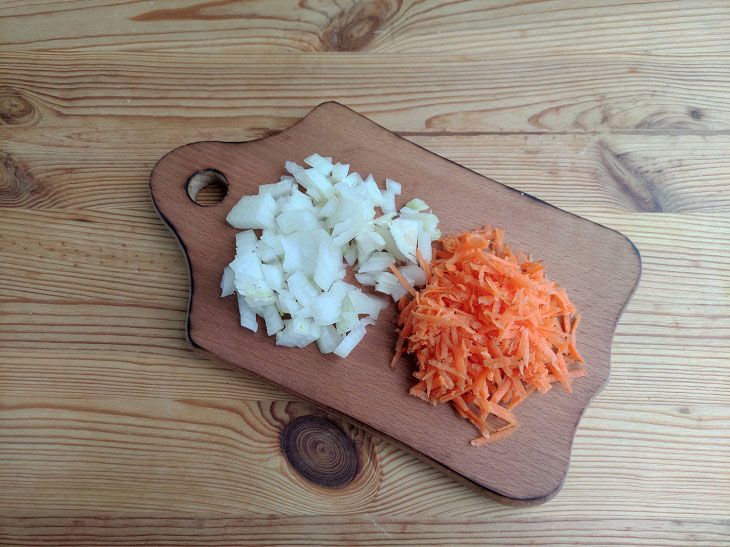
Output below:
[186,169,228,206]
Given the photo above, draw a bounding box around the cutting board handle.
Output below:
[150,103,339,229]
[150,141,245,235]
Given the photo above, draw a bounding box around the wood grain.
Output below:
[3,134,730,213]
[1,397,728,518]
[1,516,728,546]
[1,0,729,56]
[2,52,729,136]
[1,0,729,541]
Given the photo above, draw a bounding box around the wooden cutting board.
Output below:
[150,102,641,505]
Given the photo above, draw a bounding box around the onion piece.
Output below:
[262,263,284,292]
[358,251,395,273]
[385,179,402,196]
[276,317,320,347]
[318,196,339,219]
[363,174,384,206]
[381,190,396,214]
[313,239,343,292]
[398,264,428,287]
[311,289,345,326]
[317,324,344,353]
[235,230,258,256]
[330,163,349,183]
[279,188,313,212]
[417,230,433,263]
[334,318,374,357]
[344,244,358,267]
[262,304,284,335]
[259,179,293,199]
[389,218,420,263]
[374,271,408,302]
[354,272,376,286]
[226,193,276,230]
[276,209,320,234]
[237,294,258,332]
[347,290,388,319]
[303,168,335,199]
[354,231,384,254]
[220,266,235,297]
[405,198,428,211]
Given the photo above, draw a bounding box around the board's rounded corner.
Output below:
[622,230,643,284]
[460,466,569,507]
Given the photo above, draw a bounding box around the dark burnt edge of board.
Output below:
[149,101,643,505]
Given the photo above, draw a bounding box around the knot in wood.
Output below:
[322,0,401,51]
[0,153,44,207]
[280,415,359,488]
[0,90,37,125]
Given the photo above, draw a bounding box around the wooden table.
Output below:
[1,1,728,544]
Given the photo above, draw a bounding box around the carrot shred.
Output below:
[416,248,432,282]
[393,226,586,446]
[388,263,418,298]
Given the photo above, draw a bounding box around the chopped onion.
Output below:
[355,230,386,257]
[280,188,313,212]
[235,230,258,256]
[226,193,276,230]
[381,190,396,214]
[398,264,428,287]
[358,251,394,273]
[259,179,293,199]
[311,290,345,326]
[354,272,376,286]
[318,196,338,219]
[417,230,433,262]
[405,198,428,211]
[385,179,402,196]
[347,290,387,319]
[364,175,383,206]
[304,168,335,199]
[276,290,301,316]
[262,304,284,335]
[237,294,258,332]
[389,218,420,263]
[222,152,440,358]
[317,324,343,353]
[220,266,235,297]
[261,263,284,292]
[276,209,319,234]
[313,239,343,292]
[334,318,374,358]
[330,163,349,183]
[374,271,408,302]
[344,244,358,267]
[276,317,320,347]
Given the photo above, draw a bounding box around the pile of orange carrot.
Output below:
[391,226,585,446]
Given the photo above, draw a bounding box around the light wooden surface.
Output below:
[0,0,728,545]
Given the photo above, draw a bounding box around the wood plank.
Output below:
[1,516,727,546]
[1,210,728,406]
[1,0,729,56]
[1,396,728,519]
[2,516,729,546]
[1,53,729,136]
[3,135,730,213]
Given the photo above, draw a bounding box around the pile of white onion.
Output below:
[220,153,440,358]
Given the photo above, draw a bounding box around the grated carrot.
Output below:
[392,226,586,446]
